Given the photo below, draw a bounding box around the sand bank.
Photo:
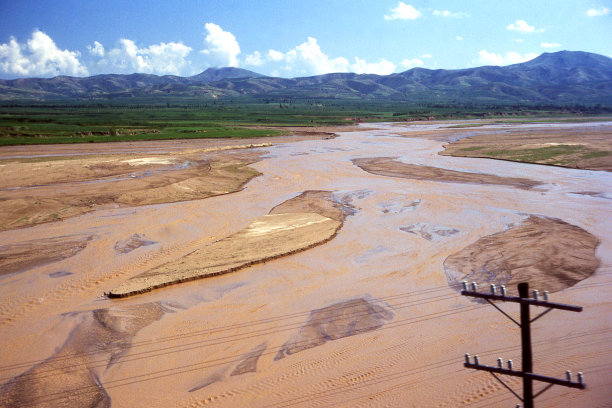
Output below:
[444,215,600,295]
[108,191,353,297]
[353,157,542,189]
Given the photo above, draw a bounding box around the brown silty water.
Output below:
[0,122,611,407]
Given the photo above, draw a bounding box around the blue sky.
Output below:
[1,0,611,79]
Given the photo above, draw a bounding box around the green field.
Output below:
[1,100,610,145]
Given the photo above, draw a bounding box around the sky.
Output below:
[0,0,611,79]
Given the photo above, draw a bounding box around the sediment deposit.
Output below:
[352,157,543,189]
[0,122,610,408]
[444,215,600,295]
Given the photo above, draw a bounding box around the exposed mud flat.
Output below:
[274,297,393,360]
[379,197,421,214]
[114,234,157,254]
[401,222,459,241]
[230,342,268,376]
[0,302,174,407]
[0,234,94,276]
[444,215,600,295]
[352,157,542,189]
[108,191,352,297]
[48,270,73,278]
[571,191,612,200]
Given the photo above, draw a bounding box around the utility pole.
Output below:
[461,281,586,408]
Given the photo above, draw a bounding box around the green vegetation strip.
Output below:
[1,102,611,145]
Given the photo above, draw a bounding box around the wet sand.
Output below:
[0,122,611,407]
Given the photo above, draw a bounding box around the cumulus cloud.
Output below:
[385,2,422,20]
[201,22,240,67]
[456,36,464,41]
[506,20,544,33]
[351,57,396,75]
[283,37,349,75]
[87,41,105,57]
[420,54,432,59]
[541,42,561,48]
[243,37,397,76]
[478,50,537,66]
[587,7,610,16]
[244,51,264,66]
[267,49,284,61]
[401,58,424,69]
[94,39,192,75]
[0,30,88,77]
[433,10,470,18]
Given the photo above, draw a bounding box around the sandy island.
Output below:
[108,191,353,298]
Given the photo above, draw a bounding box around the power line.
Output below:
[0,284,453,373]
[3,306,483,407]
[8,309,610,408]
[0,288,458,381]
[5,278,609,375]
[2,280,609,406]
[462,281,588,408]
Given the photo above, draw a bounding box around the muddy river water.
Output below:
[0,122,610,407]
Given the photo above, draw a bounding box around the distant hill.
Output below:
[1,51,611,105]
[188,67,265,82]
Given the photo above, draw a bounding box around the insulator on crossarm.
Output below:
[566,370,572,381]
[462,281,468,291]
[533,290,539,300]
[474,355,480,365]
[465,353,470,364]
[507,359,513,370]
[490,284,496,294]
[543,290,549,301]
[471,282,478,291]
[578,372,584,384]
[497,358,503,368]
[500,285,507,296]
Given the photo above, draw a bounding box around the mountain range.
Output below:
[1,51,611,105]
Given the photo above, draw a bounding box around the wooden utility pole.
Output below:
[461,281,586,408]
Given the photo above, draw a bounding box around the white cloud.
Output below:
[0,30,88,77]
[541,42,561,48]
[514,38,524,43]
[284,37,349,75]
[99,39,192,75]
[385,2,422,20]
[401,58,424,69]
[267,49,284,61]
[587,7,610,16]
[456,36,464,41]
[201,22,240,67]
[420,54,432,59]
[87,41,105,57]
[506,20,544,33]
[433,10,470,18]
[351,57,396,75]
[244,37,397,76]
[244,51,264,66]
[478,50,537,66]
